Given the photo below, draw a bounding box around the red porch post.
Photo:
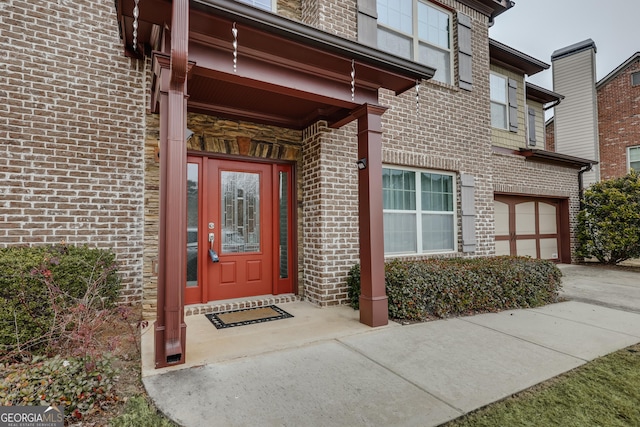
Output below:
[353,104,388,327]
[154,0,191,368]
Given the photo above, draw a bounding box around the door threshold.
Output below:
[185,294,300,316]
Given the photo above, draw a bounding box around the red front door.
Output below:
[209,159,273,300]
[185,157,294,304]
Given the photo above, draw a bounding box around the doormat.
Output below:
[205,305,294,329]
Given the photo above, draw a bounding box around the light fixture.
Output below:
[185,129,194,141]
[356,158,367,170]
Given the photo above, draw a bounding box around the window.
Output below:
[237,0,275,11]
[490,73,508,129]
[629,146,640,172]
[632,72,640,87]
[377,0,453,85]
[382,167,456,254]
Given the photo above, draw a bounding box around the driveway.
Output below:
[558,263,640,313]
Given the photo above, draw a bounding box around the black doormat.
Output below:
[205,305,294,329]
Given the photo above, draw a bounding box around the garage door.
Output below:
[494,195,568,262]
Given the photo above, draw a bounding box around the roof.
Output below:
[526,82,564,104]
[458,0,515,19]
[116,0,436,129]
[596,52,640,89]
[519,148,597,168]
[551,39,597,61]
[489,38,550,76]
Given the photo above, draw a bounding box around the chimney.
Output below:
[551,39,600,186]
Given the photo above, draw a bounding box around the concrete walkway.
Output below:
[143,265,640,427]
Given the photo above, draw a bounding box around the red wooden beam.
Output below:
[154,0,191,369]
[354,104,389,327]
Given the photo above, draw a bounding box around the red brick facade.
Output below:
[545,119,556,153]
[2,0,585,314]
[597,57,640,180]
[0,0,146,303]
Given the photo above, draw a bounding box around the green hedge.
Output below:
[347,256,562,321]
[0,244,121,355]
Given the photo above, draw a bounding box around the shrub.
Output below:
[576,171,640,264]
[0,244,121,356]
[347,256,562,321]
[0,354,117,422]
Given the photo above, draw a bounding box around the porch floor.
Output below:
[141,300,400,377]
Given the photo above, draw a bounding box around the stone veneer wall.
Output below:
[277,0,302,20]
[0,0,146,303]
[142,113,304,318]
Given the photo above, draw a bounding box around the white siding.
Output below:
[552,48,600,186]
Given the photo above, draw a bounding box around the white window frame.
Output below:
[490,72,509,130]
[631,71,640,87]
[376,0,454,85]
[629,146,640,172]
[237,0,277,12]
[382,166,457,256]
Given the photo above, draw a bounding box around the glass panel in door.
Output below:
[186,163,199,288]
[279,171,289,279]
[221,171,261,254]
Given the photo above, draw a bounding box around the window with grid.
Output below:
[629,146,640,172]
[237,0,274,11]
[377,0,453,85]
[383,167,456,254]
[490,73,508,129]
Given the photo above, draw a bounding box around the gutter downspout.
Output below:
[578,163,593,210]
[543,99,562,111]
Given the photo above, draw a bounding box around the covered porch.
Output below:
[116,0,433,368]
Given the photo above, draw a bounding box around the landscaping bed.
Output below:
[0,244,171,425]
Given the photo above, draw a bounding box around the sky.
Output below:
[489,0,640,92]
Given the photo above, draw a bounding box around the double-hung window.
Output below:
[237,0,275,11]
[490,73,508,129]
[383,167,456,255]
[377,0,453,85]
[629,146,640,172]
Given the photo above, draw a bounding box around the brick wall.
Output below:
[546,119,556,152]
[302,121,360,306]
[491,151,581,256]
[302,0,357,39]
[597,58,640,180]
[296,1,496,306]
[0,0,146,303]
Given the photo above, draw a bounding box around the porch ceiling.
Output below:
[115,0,435,129]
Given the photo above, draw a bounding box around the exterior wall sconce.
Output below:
[356,158,367,170]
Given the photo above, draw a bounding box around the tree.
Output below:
[576,171,640,264]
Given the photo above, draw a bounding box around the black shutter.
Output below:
[528,107,537,146]
[508,78,518,132]
[458,12,473,91]
[357,0,378,47]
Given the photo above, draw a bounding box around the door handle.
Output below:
[208,233,219,263]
